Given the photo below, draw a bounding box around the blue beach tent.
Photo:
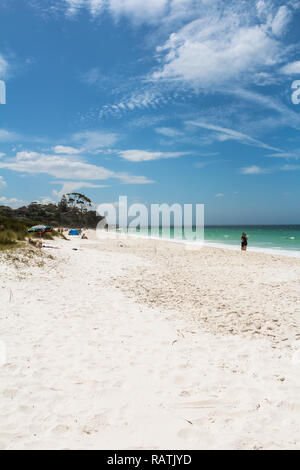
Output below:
[69,229,80,236]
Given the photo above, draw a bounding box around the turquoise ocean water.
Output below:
[203,226,300,252]
[124,226,300,253]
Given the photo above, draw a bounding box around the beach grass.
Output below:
[0,216,29,248]
[30,230,67,240]
[0,216,67,250]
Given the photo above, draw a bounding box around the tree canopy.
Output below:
[0,193,104,228]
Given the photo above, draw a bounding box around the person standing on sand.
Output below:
[241,232,248,251]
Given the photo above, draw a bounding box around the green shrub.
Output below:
[53,230,67,240]
[0,216,29,241]
[0,216,68,249]
[0,229,18,247]
[0,216,33,249]
[30,232,54,240]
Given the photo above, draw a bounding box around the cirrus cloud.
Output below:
[0,175,7,189]
[0,129,18,142]
[280,60,300,75]
[53,145,82,155]
[240,165,270,175]
[152,6,290,89]
[0,197,27,208]
[0,54,9,79]
[52,180,108,199]
[187,121,281,152]
[72,130,118,151]
[65,0,171,22]
[118,149,190,162]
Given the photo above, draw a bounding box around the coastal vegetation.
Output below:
[0,193,103,249]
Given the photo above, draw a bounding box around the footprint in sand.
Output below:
[177,427,200,441]
[52,424,70,434]
[2,389,18,399]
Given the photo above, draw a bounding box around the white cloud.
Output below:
[86,0,105,16]
[267,150,300,159]
[53,145,81,154]
[0,129,18,142]
[66,0,88,16]
[0,175,7,189]
[108,0,168,22]
[240,165,269,174]
[0,153,5,158]
[72,130,118,150]
[118,149,188,162]
[228,87,300,130]
[0,151,153,184]
[65,0,169,22]
[280,60,300,74]
[152,3,290,88]
[99,89,165,118]
[37,196,57,205]
[53,131,119,154]
[281,164,300,171]
[52,180,108,199]
[187,121,281,152]
[81,67,102,85]
[271,5,292,36]
[155,127,184,138]
[116,172,153,183]
[195,160,219,169]
[0,150,114,180]
[76,1,297,122]
[65,0,289,32]
[0,54,9,79]
[215,193,224,198]
[0,197,27,208]
[255,0,269,19]
[253,72,283,86]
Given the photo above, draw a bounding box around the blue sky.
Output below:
[0,0,300,224]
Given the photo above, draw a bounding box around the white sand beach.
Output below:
[0,231,299,450]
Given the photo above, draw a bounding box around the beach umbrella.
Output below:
[28,225,52,233]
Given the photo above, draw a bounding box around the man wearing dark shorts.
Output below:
[241,232,248,251]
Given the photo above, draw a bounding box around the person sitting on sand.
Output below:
[81,233,88,239]
[241,232,248,251]
[28,238,36,247]
[28,238,42,249]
